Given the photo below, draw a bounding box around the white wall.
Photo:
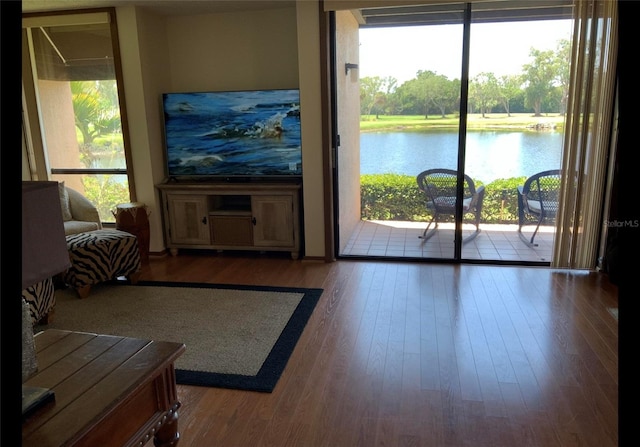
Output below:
[21,2,327,259]
[295,0,326,259]
[335,10,361,253]
[116,6,173,254]
[165,8,299,91]
[118,2,326,258]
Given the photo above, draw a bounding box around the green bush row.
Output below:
[360,173,528,224]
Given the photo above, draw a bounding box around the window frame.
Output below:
[21,7,136,206]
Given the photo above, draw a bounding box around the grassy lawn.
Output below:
[360,113,566,132]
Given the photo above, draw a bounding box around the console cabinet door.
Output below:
[166,194,210,245]
[251,195,295,248]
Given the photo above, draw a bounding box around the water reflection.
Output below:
[361,130,563,183]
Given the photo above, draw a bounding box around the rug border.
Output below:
[129,280,323,392]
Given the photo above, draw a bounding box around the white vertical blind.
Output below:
[552,0,618,269]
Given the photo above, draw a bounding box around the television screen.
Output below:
[162,89,302,179]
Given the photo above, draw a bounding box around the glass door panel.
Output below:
[462,14,573,262]
[341,14,465,260]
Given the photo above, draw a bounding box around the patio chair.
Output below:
[517,169,562,246]
[416,168,485,243]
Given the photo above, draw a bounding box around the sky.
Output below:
[358,20,573,84]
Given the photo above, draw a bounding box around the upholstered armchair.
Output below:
[59,183,103,236]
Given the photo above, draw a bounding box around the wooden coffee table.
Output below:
[22,329,186,447]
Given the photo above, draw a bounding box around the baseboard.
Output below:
[148,250,170,258]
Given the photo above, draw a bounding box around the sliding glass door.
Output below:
[333,1,573,263]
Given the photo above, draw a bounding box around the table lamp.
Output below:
[22,181,72,416]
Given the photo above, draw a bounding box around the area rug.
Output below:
[39,280,323,392]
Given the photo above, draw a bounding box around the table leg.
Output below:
[154,405,180,447]
[76,285,91,299]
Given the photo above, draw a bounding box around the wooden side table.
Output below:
[114,202,151,262]
[22,329,185,447]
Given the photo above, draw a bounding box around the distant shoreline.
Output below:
[360,113,566,133]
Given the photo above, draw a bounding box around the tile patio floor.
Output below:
[341,220,555,262]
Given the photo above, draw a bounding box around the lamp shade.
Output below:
[22,181,71,290]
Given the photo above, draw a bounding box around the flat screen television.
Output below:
[162,88,302,181]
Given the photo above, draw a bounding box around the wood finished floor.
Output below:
[138,251,618,447]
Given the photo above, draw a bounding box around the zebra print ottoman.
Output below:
[22,276,55,324]
[63,229,141,298]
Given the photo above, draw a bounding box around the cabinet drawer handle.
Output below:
[202,216,207,225]
[252,217,257,226]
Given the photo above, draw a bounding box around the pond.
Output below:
[360,130,563,183]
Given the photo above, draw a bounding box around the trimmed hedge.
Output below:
[360,173,528,224]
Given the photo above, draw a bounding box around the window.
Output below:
[22,9,134,223]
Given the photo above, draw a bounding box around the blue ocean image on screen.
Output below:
[163,89,302,177]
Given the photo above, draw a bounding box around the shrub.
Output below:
[481,177,527,224]
[360,174,425,220]
[360,173,528,224]
[83,175,130,223]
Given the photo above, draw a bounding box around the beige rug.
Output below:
[38,280,323,391]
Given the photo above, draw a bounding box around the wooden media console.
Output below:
[157,181,301,259]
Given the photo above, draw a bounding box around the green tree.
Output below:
[409,70,441,119]
[522,48,557,116]
[82,175,130,222]
[360,76,385,117]
[71,82,102,145]
[393,82,419,115]
[555,38,572,114]
[470,72,499,117]
[497,74,522,116]
[359,37,571,118]
[72,80,122,142]
[431,75,459,117]
[71,80,124,169]
[379,76,398,116]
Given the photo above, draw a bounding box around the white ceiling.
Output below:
[22,0,296,16]
[22,1,574,31]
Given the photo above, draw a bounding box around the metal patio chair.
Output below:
[416,169,485,243]
[517,169,562,246]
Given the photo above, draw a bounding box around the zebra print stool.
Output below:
[63,229,141,298]
[22,276,56,324]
